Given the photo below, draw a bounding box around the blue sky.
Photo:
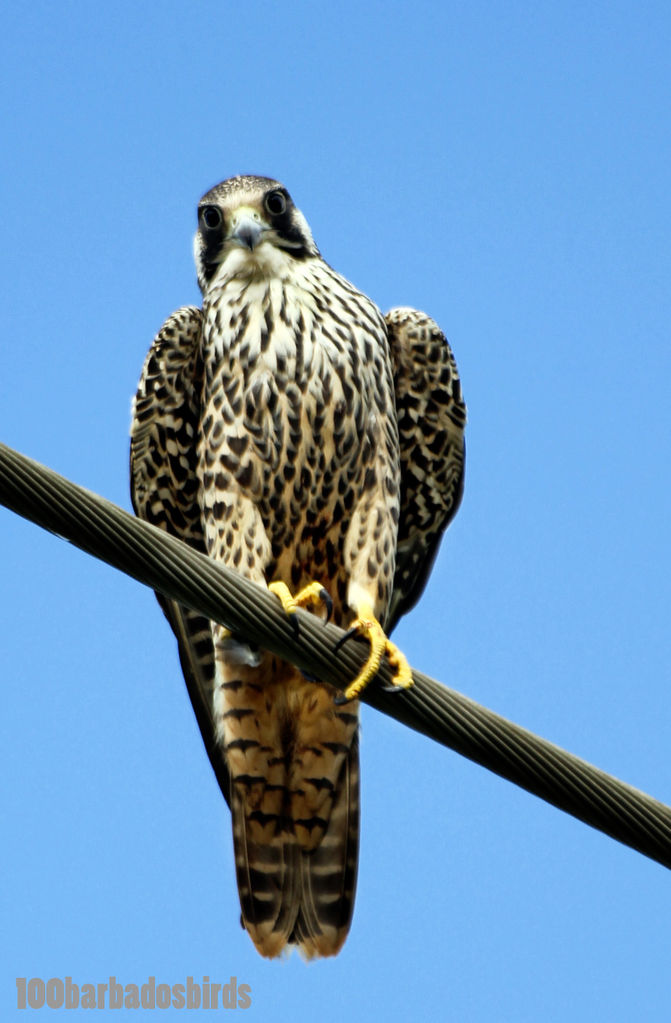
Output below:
[2,1,670,1019]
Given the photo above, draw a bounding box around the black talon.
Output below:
[320,587,333,623]
[334,690,352,706]
[301,669,320,683]
[288,612,300,639]
[334,624,359,654]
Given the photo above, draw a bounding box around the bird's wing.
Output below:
[384,306,466,633]
[130,305,231,807]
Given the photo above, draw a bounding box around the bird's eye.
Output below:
[200,205,223,230]
[264,191,287,216]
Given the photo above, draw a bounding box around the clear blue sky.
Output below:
[2,2,670,1019]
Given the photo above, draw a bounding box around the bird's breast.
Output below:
[197,268,396,599]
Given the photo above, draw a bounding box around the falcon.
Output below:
[130,175,466,958]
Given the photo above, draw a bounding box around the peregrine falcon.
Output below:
[130,175,466,958]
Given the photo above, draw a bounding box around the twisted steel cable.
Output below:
[1,440,670,868]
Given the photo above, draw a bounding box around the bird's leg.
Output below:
[334,600,413,703]
[269,580,333,634]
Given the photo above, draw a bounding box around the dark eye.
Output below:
[200,205,223,230]
[264,191,287,216]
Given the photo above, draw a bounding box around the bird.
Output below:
[130,174,466,958]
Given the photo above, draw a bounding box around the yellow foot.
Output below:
[269,580,333,636]
[334,606,414,702]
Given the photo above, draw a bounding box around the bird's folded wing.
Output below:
[384,307,467,633]
[130,305,231,806]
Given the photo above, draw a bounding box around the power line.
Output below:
[1,439,670,868]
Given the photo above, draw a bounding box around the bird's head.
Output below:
[193,175,319,292]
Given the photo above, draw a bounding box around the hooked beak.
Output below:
[229,208,266,250]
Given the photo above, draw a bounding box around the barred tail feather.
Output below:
[292,735,360,958]
[232,731,360,959]
[232,787,301,958]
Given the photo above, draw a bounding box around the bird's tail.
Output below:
[290,732,359,958]
[223,659,360,958]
